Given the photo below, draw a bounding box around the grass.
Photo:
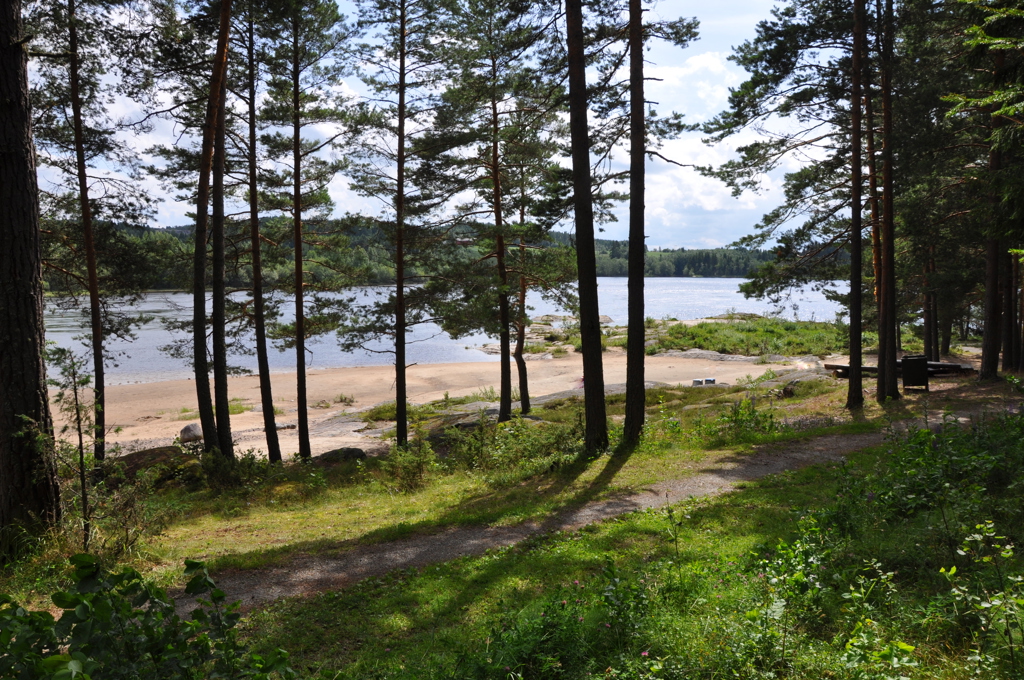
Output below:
[237,403,1024,679]
[7,374,1024,678]
[170,397,249,420]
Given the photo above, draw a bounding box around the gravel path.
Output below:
[177,427,886,613]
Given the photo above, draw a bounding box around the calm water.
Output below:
[45,278,844,384]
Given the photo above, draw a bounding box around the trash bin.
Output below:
[901,354,929,391]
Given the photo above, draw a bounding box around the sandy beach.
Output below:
[97,348,797,458]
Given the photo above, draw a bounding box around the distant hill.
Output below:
[548,232,774,278]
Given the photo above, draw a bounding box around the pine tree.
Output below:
[347,0,463,446]
[0,0,61,559]
[28,0,156,460]
[260,0,351,458]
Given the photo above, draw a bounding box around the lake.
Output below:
[44,278,845,384]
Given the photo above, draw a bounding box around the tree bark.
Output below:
[395,0,409,447]
[846,0,864,410]
[876,0,899,402]
[490,65,512,423]
[291,14,311,459]
[0,0,61,559]
[192,0,234,450]
[247,6,281,462]
[211,79,233,458]
[67,0,105,460]
[514,259,530,414]
[980,237,1002,380]
[1001,249,1015,371]
[623,0,646,444]
[565,0,607,453]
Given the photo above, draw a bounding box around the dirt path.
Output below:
[178,427,889,613]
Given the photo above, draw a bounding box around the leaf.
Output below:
[52,592,79,609]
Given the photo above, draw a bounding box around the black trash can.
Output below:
[901,354,929,391]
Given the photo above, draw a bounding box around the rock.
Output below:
[105,446,201,488]
[180,423,203,443]
[315,447,367,464]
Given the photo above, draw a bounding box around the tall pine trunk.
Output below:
[192,0,234,449]
[395,0,409,447]
[211,80,233,458]
[866,1,881,308]
[514,249,530,414]
[846,0,864,410]
[291,15,311,458]
[490,65,512,423]
[622,0,646,445]
[876,0,899,402]
[67,0,106,459]
[980,236,1002,379]
[247,7,281,462]
[0,0,61,559]
[1001,250,1015,371]
[565,0,607,453]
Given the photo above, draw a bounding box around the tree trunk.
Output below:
[248,6,281,462]
[922,272,933,361]
[866,2,881,308]
[846,0,864,410]
[623,0,646,443]
[67,0,106,460]
[395,0,409,447]
[192,0,233,450]
[876,0,899,402]
[565,0,607,453]
[292,15,311,459]
[980,237,1002,380]
[211,80,233,458]
[490,72,512,423]
[0,0,61,559]
[514,261,530,414]
[1001,250,1015,371]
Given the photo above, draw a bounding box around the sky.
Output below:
[63,0,804,251]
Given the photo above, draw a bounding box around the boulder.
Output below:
[180,423,203,443]
[103,446,201,488]
[314,447,367,464]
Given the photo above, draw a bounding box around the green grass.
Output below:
[646,317,857,357]
[8,376,1023,678]
[239,411,1024,679]
[170,397,250,420]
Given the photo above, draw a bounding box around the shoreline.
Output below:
[94,349,803,459]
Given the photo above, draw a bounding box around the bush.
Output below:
[0,554,297,679]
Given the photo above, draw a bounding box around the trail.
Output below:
[177,426,889,613]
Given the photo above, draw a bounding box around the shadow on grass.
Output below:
[243,458,843,674]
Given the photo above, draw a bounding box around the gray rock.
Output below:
[179,423,203,443]
[315,447,367,463]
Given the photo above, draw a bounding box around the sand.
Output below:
[98,348,795,458]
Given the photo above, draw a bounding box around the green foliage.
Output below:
[439,416,583,487]
[690,397,783,447]
[649,317,846,357]
[0,555,296,679]
[380,436,436,493]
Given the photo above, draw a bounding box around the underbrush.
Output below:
[646,317,851,357]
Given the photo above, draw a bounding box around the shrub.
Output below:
[0,554,297,679]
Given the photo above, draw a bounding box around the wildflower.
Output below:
[641,652,649,657]
[606,623,611,628]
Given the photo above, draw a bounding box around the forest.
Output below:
[3,0,1024,676]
